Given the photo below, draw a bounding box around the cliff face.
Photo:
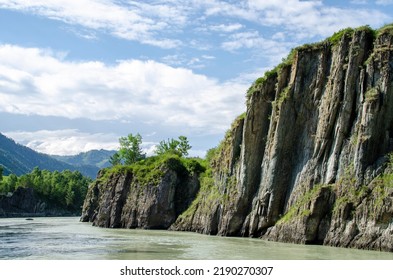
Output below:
[172,26,393,251]
[80,157,200,229]
[81,25,393,252]
[0,187,78,217]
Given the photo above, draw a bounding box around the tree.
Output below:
[118,133,146,165]
[0,165,3,183]
[205,147,218,164]
[109,152,121,166]
[177,136,191,157]
[6,174,18,193]
[155,135,191,157]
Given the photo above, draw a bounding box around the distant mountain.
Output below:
[0,133,99,178]
[52,149,116,169]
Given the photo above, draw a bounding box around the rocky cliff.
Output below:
[80,156,201,229]
[81,25,393,252]
[0,187,78,217]
[172,25,393,251]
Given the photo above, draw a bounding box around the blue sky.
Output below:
[0,0,392,157]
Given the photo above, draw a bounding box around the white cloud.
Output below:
[204,0,391,40]
[221,30,292,65]
[209,23,244,32]
[3,129,119,155]
[246,0,391,38]
[351,0,368,4]
[222,31,265,51]
[161,54,212,69]
[0,44,247,136]
[376,0,393,4]
[0,0,184,48]
[0,0,390,51]
[3,129,208,157]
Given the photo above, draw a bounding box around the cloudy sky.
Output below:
[0,0,392,157]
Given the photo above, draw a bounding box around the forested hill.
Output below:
[0,133,98,178]
[52,149,115,169]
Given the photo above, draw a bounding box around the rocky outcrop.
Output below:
[81,25,393,252]
[80,157,200,229]
[0,187,77,217]
[172,25,393,252]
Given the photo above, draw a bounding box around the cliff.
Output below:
[81,25,393,252]
[80,155,201,229]
[172,25,393,251]
[0,187,78,217]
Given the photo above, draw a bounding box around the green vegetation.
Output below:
[101,153,205,187]
[377,23,393,36]
[155,136,191,157]
[365,87,379,101]
[328,28,354,45]
[100,132,203,187]
[118,133,146,164]
[210,112,245,171]
[177,117,245,221]
[330,158,393,220]
[278,153,393,225]
[178,166,220,219]
[277,184,333,224]
[246,50,295,103]
[0,133,98,178]
[272,86,290,110]
[53,149,115,169]
[109,133,146,166]
[245,24,380,103]
[0,167,91,211]
[110,134,192,168]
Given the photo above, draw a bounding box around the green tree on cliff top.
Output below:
[155,135,191,157]
[116,133,146,165]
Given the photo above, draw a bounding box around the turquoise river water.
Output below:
[1,217,393,260]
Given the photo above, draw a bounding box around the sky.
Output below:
[0,0,392,157]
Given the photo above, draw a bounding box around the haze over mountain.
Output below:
[0,133,109,178]
[52,149,116,169]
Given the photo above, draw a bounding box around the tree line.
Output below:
[0,133,193,212]
[109,134,192,166]
[0,166,91,211]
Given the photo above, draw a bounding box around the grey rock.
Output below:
[173,27,393,252]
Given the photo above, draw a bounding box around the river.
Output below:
[1,217,392,260]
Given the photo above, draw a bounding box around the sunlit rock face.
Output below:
[173,27,393,252]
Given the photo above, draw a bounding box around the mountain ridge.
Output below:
[52,149,116,169]
[0,133,101,178]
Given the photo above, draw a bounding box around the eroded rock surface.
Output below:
[172,26,393,251]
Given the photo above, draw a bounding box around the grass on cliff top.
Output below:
[328,27,355,45]
[98,154,206,186]
[246,50,295,103]
[245,24,378,103]
[377,23,393,36]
